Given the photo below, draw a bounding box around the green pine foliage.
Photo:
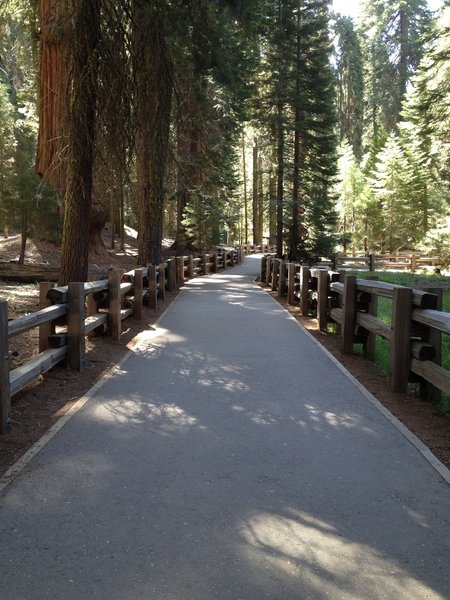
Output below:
[333,15,364,160]
[358,0,431,136]
[0,0,449,268]
[0,2,60,246]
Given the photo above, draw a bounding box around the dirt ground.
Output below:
[1,238,450,478]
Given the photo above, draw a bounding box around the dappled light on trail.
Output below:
[93,397,202,433]
[240,508,441,600]
[1,256,449,599]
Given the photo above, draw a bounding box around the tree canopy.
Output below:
[0,0,448,277]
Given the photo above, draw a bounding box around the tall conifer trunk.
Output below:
[276,99,284,259]
[173,79,206,255]
[134,2,173,266]
[35,0,69,194]
[399,7,408,116]
[269,141,277,245]
[60,0,100,285]
[290,2,302,261]
[257,153,264,244]
[242,136,248,245]
[275,0,285,259]
[252,137,260,245]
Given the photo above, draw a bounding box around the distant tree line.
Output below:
[0,0,448,281]
[334,0,450,259]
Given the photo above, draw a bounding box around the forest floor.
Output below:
[1,238,450,478]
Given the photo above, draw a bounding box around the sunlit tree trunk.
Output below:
[35,0,69,194]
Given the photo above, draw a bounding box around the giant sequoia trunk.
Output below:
[134,2,173,266]
[59,0,101,285]
[35,0,70,193]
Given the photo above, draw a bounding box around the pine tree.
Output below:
[359,0,431,138]
[0,82,16,234]
[335,140,370,253]
[405,3,450,196]
[295,0,338,260]
[333,15,364,161]
[369,132,424,251]
[398,3,450,253]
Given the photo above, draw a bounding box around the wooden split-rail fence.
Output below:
[0,247,244,434]
[243,244,277,255]
[262,255,450,401]
[335,252,441,273]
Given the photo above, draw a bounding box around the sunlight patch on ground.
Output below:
[304,404,377,435]
[240,509,443,599]
[195,364,250,392]
[131,327,187,350]
[93,398,202,432]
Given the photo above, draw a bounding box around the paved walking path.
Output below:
[1,256,449,599]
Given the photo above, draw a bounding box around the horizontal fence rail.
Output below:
[243,244,277,255]
[335,252,441,273]
[261,256,447,400]
[0,246,245,434]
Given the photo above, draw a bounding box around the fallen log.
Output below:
[0,262,59,283]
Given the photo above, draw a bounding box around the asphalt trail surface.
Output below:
[1,256,449,599]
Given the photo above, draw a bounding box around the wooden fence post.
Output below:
[341,274,356,354]
[300,265,310,317]
[287,264,296,305]
[148,265,158,310]
[265,256,272,286]
[67,282,85,371]
[176,256,185,287]
[158,263,166,301]
[167,258,177,292]
[86,278,98,315]
[0,300,11,434]
[369,254,375,272]
[134,268,144,319]
[271,259,280,292]
[188,255,194,278]
[317,270,329,332]
[422,287,442,401]
[278,261,287,298]
[201,253,207,275]
[364,276,379,361]
[212,253,218,273]
[39,282,54,352]
[261,256,267,282]
[108,272,121,341]
[390,287,413,393]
